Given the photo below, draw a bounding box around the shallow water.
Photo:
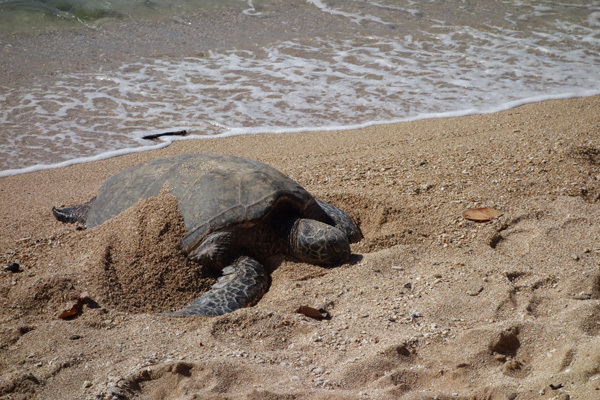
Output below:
[1,0,599,176]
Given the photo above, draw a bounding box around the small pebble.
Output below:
[466,286,483,296]
[503,359,522,371]
[5,262,21,273]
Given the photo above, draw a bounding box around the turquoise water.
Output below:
[1,0,599,175]
[0,0,237,33]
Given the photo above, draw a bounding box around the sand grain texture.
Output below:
[1,96,600,399]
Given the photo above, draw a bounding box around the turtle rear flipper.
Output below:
[52,197,95,224]
[160,256,269,316]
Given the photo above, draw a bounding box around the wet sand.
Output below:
[1,95,600,399]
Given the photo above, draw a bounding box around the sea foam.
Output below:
[1,0,598,176]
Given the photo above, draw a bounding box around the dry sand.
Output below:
[1,96,600,399]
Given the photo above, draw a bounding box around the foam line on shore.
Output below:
[2,92,598,178]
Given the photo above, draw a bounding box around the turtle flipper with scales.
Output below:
[52,153,361,316]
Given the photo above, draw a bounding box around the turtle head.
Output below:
[290,219,351,266]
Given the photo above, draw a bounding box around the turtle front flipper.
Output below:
[52,197,96,224]
[160,256,269,316]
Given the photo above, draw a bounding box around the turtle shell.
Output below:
[86,153,322,253]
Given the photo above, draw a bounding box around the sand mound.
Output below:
[4,192,214,319]
[84,191,213,314]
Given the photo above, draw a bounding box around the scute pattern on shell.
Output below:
[85,153,319,253]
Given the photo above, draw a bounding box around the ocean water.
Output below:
[0,0,599,176]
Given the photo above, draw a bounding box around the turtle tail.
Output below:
[52,197,95,224]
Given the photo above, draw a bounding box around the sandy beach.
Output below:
[1,95,600,399]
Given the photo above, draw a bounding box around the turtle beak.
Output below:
[326,234,352,265]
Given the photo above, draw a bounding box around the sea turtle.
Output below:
[52,153,361,316]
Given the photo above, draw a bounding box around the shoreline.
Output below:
[1,95,600,399]
[2,92,599,178]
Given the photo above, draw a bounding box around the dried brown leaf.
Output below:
[296,306,329,320]
[58,292,91,320]
[462,207,501,222]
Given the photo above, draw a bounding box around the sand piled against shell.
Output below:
[81,191,214,314]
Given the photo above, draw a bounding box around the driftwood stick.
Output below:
[142,130,188,140]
